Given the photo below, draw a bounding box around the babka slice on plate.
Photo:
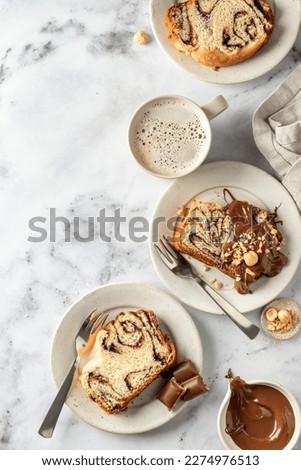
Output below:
[80,310,176,414]
[173,191,288,294]
[165,0,274,68]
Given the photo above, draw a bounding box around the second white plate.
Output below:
[149,161,301,314]
[51,282,203,434]
[150,0,301,84]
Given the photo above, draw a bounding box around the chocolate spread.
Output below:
[225,373,295,450]
[223,189,288,294]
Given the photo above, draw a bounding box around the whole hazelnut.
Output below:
[243,250,259,267]
[278,310,292,324]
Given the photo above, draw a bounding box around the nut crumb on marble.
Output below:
[134,31,149,45]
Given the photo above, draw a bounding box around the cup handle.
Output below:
[200,95,228,121]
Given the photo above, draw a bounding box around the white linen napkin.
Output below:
[253,64,301,210]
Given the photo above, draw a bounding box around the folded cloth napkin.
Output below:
[253,64,301,210]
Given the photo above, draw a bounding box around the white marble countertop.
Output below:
[1,0,301,450]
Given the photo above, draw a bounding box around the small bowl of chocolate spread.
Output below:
[217,371,301,450]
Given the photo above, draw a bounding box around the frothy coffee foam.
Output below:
[133,99,207,177]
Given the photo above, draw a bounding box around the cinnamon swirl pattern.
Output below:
[166,0,274,68]
[173,191,288,294]
[80,310,176,414]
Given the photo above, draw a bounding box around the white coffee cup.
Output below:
[128,94,228,178]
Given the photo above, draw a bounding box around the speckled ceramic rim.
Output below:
[217,379,301,450]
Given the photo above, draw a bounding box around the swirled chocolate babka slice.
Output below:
[173,191,288,294]
[166,0,274,68]
[80,310,176,414]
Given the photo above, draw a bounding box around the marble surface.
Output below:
[0,0,300,450]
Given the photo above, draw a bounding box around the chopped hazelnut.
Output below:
[203,265,210,272]
[245,268,256,277]
[232,259,241,266]
[267,323,276,331]
[209,277,216,284]
[257,210,268,223]
[214,281,223,289]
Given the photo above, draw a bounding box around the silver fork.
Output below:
[155,236,260,340]
[38,310,108,438]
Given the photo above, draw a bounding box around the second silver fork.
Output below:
[155,236,260,340]
[38,310,108,438]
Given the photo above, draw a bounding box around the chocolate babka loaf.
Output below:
[173,191,288,294]
[166,0,274,68]
[80,310,176,414]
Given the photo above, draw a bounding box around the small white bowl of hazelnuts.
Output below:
[261,298,301,340]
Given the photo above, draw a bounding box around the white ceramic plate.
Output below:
[149,161,301,314]
[150,0,301,84]
[51,282,203,434]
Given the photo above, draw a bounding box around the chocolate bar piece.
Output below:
[157,358,209,410]
[172,359,199,383]
[181,375,209,401]
[157,377,185,410]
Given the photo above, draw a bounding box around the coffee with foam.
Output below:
[132,98,209,177]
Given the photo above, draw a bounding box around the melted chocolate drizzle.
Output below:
[222,191,287,294]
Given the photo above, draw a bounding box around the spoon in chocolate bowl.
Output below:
[154,235,260,340]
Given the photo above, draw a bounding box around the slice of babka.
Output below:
[173,190,288,294]
[165,0,274,68]
[80,310,176,414]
